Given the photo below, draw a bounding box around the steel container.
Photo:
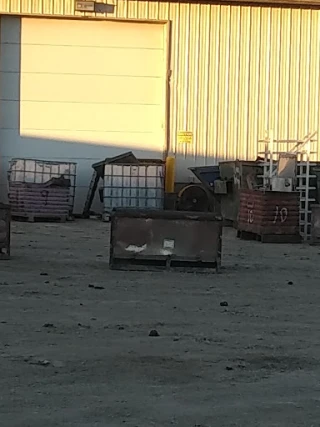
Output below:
[237,189,301,243]
[0,203,11,259]
[110,209,222,272]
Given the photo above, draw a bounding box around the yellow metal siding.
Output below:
[1,1,320,176]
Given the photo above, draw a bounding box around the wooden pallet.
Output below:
[12,214,67,223]
[237,229,301,243]
[110,257,220,273]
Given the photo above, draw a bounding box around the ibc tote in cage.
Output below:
[8,158,77,222]
[103,162,165,220]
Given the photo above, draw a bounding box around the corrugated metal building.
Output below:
[0,0,319,212]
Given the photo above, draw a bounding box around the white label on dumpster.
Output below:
[163,239,175,249]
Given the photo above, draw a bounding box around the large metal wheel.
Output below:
[177,184,211,212]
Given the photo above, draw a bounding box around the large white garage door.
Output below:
[0,16,167,212]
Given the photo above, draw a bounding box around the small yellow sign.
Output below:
[177,131,193,144]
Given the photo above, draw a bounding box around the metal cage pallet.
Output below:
[8,158,77,221]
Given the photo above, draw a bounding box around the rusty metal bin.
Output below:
[237,189,301,243]
[110,209,222,272]
[0,203,11,259]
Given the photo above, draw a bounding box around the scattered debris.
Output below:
[43,323,55,328]
[78,323,91,329]
[25,357,51,367]
[88,284,105,290]
[220,301,229,307]
[149,329,160,337]
[37,359,51,366]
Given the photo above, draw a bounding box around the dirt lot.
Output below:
[1,219,320,427]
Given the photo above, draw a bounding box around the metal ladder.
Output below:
[296,152,316,240]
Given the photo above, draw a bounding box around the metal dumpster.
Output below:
[110,209,222,273]
[219,161,263,224]
[187,162,263,223]
[189,165,220,192]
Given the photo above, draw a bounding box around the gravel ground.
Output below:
[1,219,320,427]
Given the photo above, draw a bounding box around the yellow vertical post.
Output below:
[165,156,175,193]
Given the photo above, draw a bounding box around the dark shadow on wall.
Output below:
[0,136,165,214]
[0,135,227,214]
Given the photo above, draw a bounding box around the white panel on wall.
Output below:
[0,16,167,211]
